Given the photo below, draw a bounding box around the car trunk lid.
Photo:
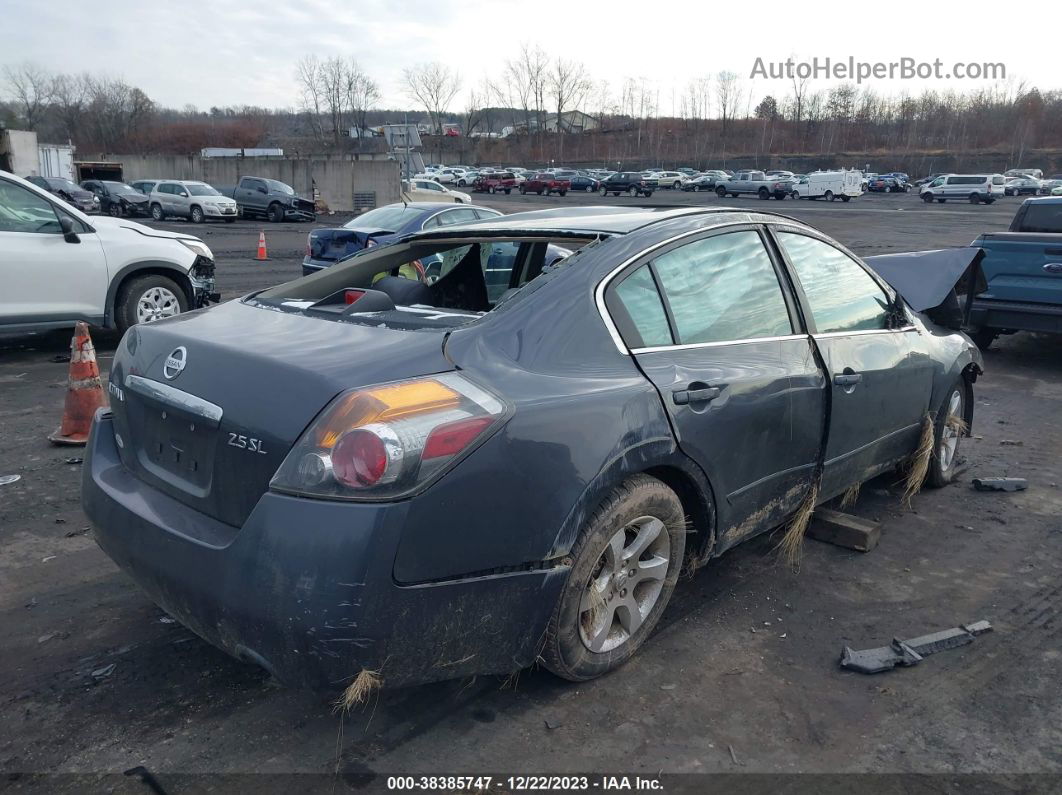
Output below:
[107,300,453,527]
[308,227,393,262]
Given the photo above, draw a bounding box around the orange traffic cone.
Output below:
[256,231,268,261]
[48,322,109,446]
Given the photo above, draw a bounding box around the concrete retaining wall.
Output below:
[95,155,400,211]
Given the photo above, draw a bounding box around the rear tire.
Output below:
[825,190,835,202]
[937,199,946,203]
[969,327,998,350]
[115,273,189,333]
[541,474,686,682]
[585,185,594,193]
[716,186,727,197]
[969,193,980,204]
[758,187,769,200]
[520,186,527,195]
[628,187,638,197]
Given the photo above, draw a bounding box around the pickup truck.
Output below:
[967,196,1062,348]
[214,176,316,222]
[519,173,570,196]
[473,172,516,194]
[715,171,792,200]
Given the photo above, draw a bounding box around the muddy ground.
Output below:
[1,189,1060,792]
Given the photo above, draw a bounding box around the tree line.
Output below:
[3,56,1061,169]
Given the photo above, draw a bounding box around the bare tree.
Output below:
[715,71,742,150]
[345,62,380,137]
[463,78,496,136]
[295,56,326,142]
[548,58,589,160]
[4,62,53,130]
[404,62,461,135]
[50,73,90,140]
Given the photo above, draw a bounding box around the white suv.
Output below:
[148,180,238,223]
[0,171,219,333]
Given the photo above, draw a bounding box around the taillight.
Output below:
[306,234,312,257]
[270,373,509,500]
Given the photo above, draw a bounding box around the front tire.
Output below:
[825,190,835,202]
[190,205,205,224]
[150,203,164,221]
[107,203,122,217]
[268,202,284,223]
[541,474,686,682]
[969,193,981,204]
[716,186,727,197]
[115,273,189,333]
[922,193,934,203]
[925,380,969,489]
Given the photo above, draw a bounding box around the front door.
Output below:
[0,177,108,326]
[604,226,827,546]
[772,229,935,498]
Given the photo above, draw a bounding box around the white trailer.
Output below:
[792,170,863,202]
[37,143,75,180]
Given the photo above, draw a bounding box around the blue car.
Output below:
[84,206,981,690]
[302,202,501,276]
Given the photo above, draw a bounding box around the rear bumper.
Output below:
[969,298,1062,335]
[301,258,332,276]
[82,411,564,689]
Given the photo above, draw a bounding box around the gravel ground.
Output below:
[1,189,1060,792]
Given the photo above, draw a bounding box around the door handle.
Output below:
[833,373,863,387]
[672,386,721,405]
[1043,263,1062,274]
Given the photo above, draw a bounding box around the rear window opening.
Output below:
[251,234,601,329]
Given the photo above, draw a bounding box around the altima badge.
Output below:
[163,346,187,380]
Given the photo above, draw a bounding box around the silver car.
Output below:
[149,180,239,224]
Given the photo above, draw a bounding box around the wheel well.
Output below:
[644,465,716,562]
[111,266,194,320]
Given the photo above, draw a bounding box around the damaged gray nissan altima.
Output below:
[82,206,983,690]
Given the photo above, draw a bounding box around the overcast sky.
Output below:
[3,0,1057,113]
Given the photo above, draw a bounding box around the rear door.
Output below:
[605,226,826,545]
[772,227,933,497]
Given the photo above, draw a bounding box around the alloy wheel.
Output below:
[579,516,670,653]
[939,388,963,472]
[135,286,182,324]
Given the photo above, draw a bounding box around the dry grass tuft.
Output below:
[839,482,861,510]
[776,480,820,570]
[334,668,382,713]
[902,414,936,507]
[946,414,968,435]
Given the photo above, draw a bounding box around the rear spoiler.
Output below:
[864,248,988,330]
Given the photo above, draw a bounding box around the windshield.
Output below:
[266,179,295,195]
[187,184,221,196]
[49,178,81,191]
[343,205,420,231]
[104,181,139,195]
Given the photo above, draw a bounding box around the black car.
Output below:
[599,172,654,197]
[568,175,600,193]
[83,206,981,690]
[25,176,99,214]
[81,180,151,217]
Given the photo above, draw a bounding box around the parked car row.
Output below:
[26,173,315,223]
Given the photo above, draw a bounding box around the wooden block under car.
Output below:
[807,508,881,552]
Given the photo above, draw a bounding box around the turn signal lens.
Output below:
[270,373,509,501]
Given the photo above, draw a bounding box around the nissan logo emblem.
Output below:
[163,346,187,380]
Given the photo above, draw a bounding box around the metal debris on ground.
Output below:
[999,440,1023,446]
[91,663,117,679]
[0,474,21,486]
[840,620,992,674]
[64,457,83,464]
[973,477,1028,492]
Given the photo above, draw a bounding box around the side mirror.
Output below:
[59,216,80,244]
[257,186,268,194]
[179,191,189,198]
